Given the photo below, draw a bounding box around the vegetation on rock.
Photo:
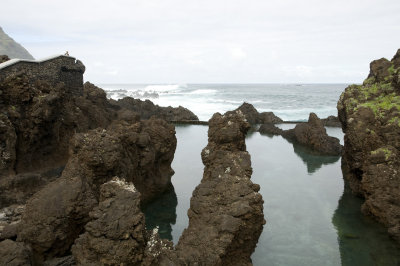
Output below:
[337,48,400,243]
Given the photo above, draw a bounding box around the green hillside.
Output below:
[0,26,34,60]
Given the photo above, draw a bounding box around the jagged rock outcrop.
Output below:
[259,123,284,136]
[337,49,400,242]
[0,113,16,177]
[226,102,282,125]
[72,178,147,265]
[173,111,265,265]
[282,113,342,155]
[0,76,116,174]
[0,73,119,207]
[258,113,342,156]
[17,119,176,263]
[0,239,33,266]
[321,115,341,127]
[0,27,34,60]
[114,97,199,122]
[0,204,24,240]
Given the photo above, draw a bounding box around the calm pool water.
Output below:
[143,125,400,266]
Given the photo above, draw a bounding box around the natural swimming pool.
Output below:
[143,124,400,266]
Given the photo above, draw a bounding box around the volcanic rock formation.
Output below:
[337,49,400,242]
[0,55,264,265]
[0,239,32,266]
[114,97,199,122]
[0,74,118,207]
[0,56,195,208]
[321,115,341,127]
[283,113,342,156]
[227,102,282,125]
[259,113,342,156]
[258,123,284,136]
[17,118,175,262]
[173,111,265,265]
[71,178,147,265]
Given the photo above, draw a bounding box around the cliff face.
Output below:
[337,49,400,242]
[17,118,176,262]
[0,56,184,208]
[0,27,34,60]
[0,73,118,207]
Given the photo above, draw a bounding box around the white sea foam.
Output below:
[104,83,345,122]
[188,89,217,95]
[143,84,186,93]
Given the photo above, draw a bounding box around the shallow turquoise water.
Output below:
[143,125,400,265]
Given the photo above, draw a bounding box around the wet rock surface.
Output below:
[174,111,265,265]
[114,97,199,122]
[337,49,400,242]
[227,102,282,125]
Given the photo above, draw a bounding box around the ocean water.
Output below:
[143,125,400,266]
[100,83,348,121]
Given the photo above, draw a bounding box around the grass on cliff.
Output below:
[343,80,400,125]
[358,93,400,117]
[371,147,393,161]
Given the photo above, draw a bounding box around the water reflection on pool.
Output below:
[143,125,400,266]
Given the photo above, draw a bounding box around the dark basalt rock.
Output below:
[0,239,32,266]
[321,115,341,127]
[283,113,342,156]
[259,123,284,136]
[0,74,118,207]
[227,102,282,125]
[0,65,187,209]
[0,113,17,177]
[174,111,265,265]
[259,111,284,124]
[17,119,176,262]
[43,256,75,266]
[258,113,342,156]
[71,178,147,265]
[114,97,199,122]
[367,58,393,83]
[0,204,25,240]
[337,49,400,242]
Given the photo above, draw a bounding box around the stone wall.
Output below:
[0,55,85,94]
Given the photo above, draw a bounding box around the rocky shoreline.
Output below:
[1,47,400,265]
[259,113,342,156]
[338,49,400,243]
[0,56,265,265]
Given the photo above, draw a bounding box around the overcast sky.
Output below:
[2,0,400,83]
